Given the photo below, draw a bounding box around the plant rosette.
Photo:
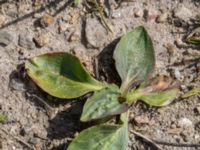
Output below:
[25,26,179,150]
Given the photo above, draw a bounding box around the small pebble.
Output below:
[174,68,182,80]
[194,106,200,115]
[195,122,200,131]
[18,34,35,50]
[134,115,150,125]
[85,17,108,48]
[68,32,80,42]
[177,118,193,128]
[0,14,6,27]
[111,10,122,18]
[58,22,69,33]
[175,37,188,48]
[144,8,160,22]
[33,13,42,18]
[0,31,13,47]
[164,43,175,55]
[134,8,143,17]
[180,131,189,142]
[28,137,38,145]
[34,33,49,47]
[194,134,200,139]
[9,78,26,91]
[156,12,168,23]
[40,14,54,28]
[173,5,192,21]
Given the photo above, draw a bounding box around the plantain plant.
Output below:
[25,26,179,150]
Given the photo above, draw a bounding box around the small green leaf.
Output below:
[114,26,155,93]
[187,37,200,45]
[0,114,7,122]
[139,89,179,106]
[25,53,105,99]
[186,27,200,45]
[68,124,128,150]
[126,84,145,104]
[74,0,81,5]
[183,86,200,98]
[81,85,128,122]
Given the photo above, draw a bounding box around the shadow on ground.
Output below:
[0,0,74,30]
[97,37,121,85]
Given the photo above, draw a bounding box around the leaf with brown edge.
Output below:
[25,52,105,99]
[126,76,179,106]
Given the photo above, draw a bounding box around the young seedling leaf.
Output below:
[126,84,145,104]
[186,27,200,45]
[25,52,105,99]
[183,86,200,98]
[68,124,128,150]
[0,114,7,122]
[114,26,155,93]
[187,38,200,45]
[139,89,179,106]
[74,0,81,5]
[81,85,128,122]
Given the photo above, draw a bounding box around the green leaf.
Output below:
[25,52,105,99]
[0,114,7,122]
[81,85,128,122]
[187,37,200,45]
[183,86,200,98]
[186,27,200,45]
[68,124,128,150]
[139,89,179,106]
[74,0,81,5]
[114,26,155,93]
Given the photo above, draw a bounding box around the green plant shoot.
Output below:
[25,26,179,150]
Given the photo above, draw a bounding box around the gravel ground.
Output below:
[0,0,200,150]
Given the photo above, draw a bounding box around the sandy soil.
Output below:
[0,0,200,150]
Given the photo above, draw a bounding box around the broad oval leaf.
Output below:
[139,89,179,106]
[25,52,105,99]
[68,124,128,150]
[81,85,128,122]
[114,26,155,92]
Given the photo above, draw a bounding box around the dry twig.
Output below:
[130,130,164,150]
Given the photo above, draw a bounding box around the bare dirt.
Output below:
[0,0,200,150]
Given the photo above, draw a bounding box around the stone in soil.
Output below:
[0,14,6,27]
[156,12,168,23]
[134,115,150,125]
[58,22,69,33]
[40,14,54,28]
[0,31,13,47]
[173,5,192,21]
[9,78,26,91]
[177,117,193,128]
[85,17,108,48]
[68,32,80,42]
[111,10,122,18]
[144,8,160,22]
[134,8,143,18]
[33,33,49,47]
[18,34,35,50]
[194,105,200,115]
